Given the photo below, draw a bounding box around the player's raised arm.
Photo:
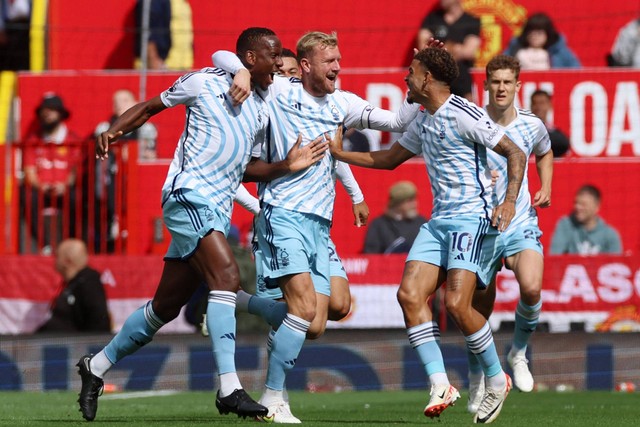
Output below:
[96,96,166,160]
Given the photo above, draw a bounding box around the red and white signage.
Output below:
[2,255,639,335]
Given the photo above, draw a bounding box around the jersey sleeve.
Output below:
[532,119,552,156]
[161,71,206,108]
[234,184,261,215]
[342,92,420,132]
[211,50,245,74]
[458,107,505,150]
[398,115,424,155]
[335,161,364,204]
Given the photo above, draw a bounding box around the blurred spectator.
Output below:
[530,89,570,157]
[37,239,111,333]
[417,0,480,100]
[135,0,172,70]
[22,93,82,254]
[0,0,30,70]
[550,185,622,255]
[91,89,157,252]
[504,12,581,70]
[164,0,193,70]
[363,181,427,254]
[609,17,640,67]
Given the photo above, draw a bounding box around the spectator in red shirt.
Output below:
[22,93,82,254]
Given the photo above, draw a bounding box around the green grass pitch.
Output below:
[0,390,638,426]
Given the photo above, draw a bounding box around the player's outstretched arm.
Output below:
[243,135,328,182]
[96,96,166,160]
[490,134,526,231]
[532,149,553,208]
[328,126,414,170]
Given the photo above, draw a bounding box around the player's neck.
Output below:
[422,89,451,115]
[486,104,517,127]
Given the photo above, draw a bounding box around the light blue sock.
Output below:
[466,347,483,375]
[465,322,502,378]
[104,301,164,363]
[407,322,446,377]
[513,300,542,352]
[248,296,288,328]
[265,314,309,391]
[207,291,237,375]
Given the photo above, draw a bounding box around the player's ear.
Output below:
[299,57,311,73]
[245,50,257,67]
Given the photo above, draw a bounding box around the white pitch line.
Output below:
[101,390,182,400]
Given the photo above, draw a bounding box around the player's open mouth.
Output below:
[327,74,337,81]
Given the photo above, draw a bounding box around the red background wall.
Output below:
[46,0,638,71]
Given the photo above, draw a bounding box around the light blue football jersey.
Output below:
[258,75,418,220]
[399,94,505,220]
[486,108,551,229]
[160,67,267,219]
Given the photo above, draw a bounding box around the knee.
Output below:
[444,293,468,323]
[328,298,351,321]
[397,286,421,310]
[211,262,241,292]
[520,285,541,306]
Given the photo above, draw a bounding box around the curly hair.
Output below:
[413,48,459,86]
[517,13,560,49]
[236,27,277,55]
[485,55,521,79]
[296,31,338,61]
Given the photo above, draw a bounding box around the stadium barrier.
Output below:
[1,254,640,335]
[0,330,637,392]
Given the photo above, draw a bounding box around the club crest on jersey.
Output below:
[330,105,340,121]
[439,121,446,139]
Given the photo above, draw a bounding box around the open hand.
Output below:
[285,134,329,173]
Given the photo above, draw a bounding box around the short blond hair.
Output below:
[296,31,338,60]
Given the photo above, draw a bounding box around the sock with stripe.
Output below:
[265,314,309,392]
[465,322,506,390]
[246,294,288,328]
[512,299,542,357]
[96,301,165,377]
[407,321,449,386]
[207,291,242,396]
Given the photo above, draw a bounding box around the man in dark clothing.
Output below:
[363,181,428,254]
[38,239,111,332]
[416,0,481,100]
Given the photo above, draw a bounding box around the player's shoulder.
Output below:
[517,109,546,128]
[448,94,485,121]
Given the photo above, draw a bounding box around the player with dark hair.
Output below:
[75,27,327,422]
[329,47,526,423]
